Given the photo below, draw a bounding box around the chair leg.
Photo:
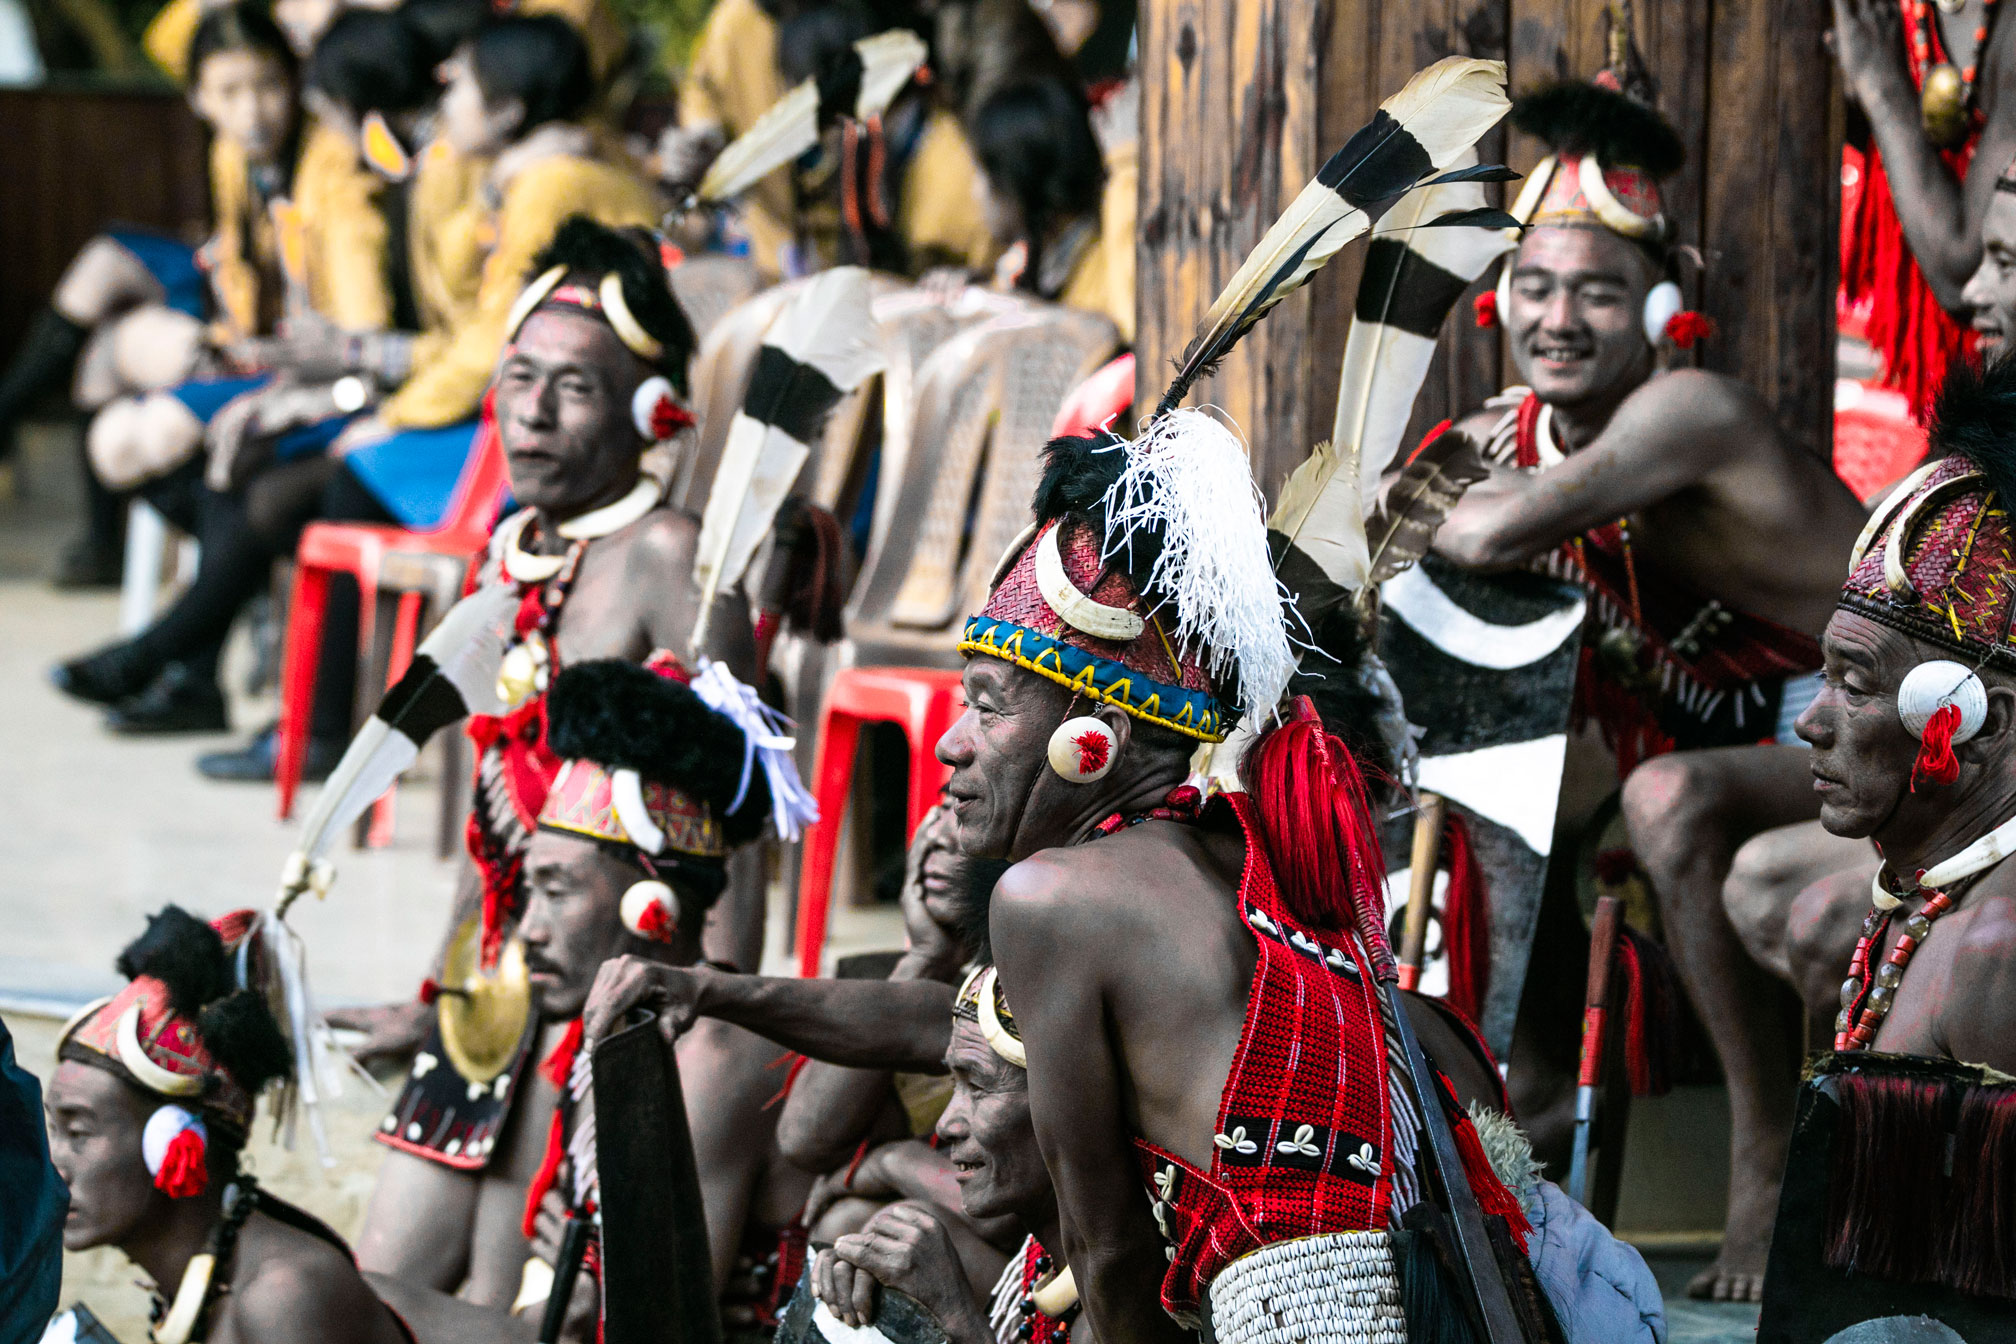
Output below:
[795,710,862,978]
[364,591,426,848]
[275,563,331,821]
[119,499,167,638]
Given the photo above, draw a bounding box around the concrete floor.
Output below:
[0,426,1759,1342]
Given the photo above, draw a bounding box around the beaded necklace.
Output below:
[1834,809,2016,1050]
[1091,783,1204,838]
[989,1237,1080,1344]
[149,1178,258,1344]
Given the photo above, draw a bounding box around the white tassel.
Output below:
[689,658,820,841]
[1099,410,1297,719]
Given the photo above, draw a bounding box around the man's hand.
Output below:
[656,123,726,194]
[898,804,964,981]
[324,1000,432,1074]
[821,1203,991,1342]
[582,955,707,1048]
[1828,0,1908,108]
[332,415,393,457]
[526,1187,599,1340]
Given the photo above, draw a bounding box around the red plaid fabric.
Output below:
[1133,793,1394,1320]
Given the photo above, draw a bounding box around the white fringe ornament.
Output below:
[1098,409,1298,720]
[689,658,819,841]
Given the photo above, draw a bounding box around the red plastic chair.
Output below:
[274,417,510,840]
[793,666,964,976]
[1833,377,1927,504]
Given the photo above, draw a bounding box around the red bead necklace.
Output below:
[1833,873,1963,1052]
[1092,783,1204,838]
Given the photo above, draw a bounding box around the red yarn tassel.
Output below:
[1913,702,1962,790]
[521,1020,584,1238]
[1662,311,1716,349]
[1842,142,1973,422]
[1440,1072,1531,1254]
[1243,698,1390,967]
[1614,930,1680,1097]
[1472,290,1498,328]
[155,1127,208,1199]
[1439,816,1490,1024]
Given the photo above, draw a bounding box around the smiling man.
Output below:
[1428,77,1870,1302]
[1962,158,2016,359]
[1785,354,2016,1071]
[348,218,762,1311]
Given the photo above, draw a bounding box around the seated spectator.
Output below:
[966,75,1134,339]
[0,2,299,586]
[46,907,410,1343]
[51,7,442,740]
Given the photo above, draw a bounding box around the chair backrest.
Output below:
[674,283,796,513]
[845,301,1119,663]
[670,254,763,344]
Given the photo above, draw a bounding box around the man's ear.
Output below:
[1965,683,2016,762]
[1097,703,1134,762]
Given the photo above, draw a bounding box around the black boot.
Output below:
[51,641,157,707]
[196,725,343,783]
[0,309,87,460]
[52,435,127,589]
[105,662,229,735]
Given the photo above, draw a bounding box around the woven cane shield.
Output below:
[1377,553,1585,1057]
[594,1013,720,1344]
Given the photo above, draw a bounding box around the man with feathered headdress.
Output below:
[46,907,412,1343]
[366,654,814,1335]
[338,214,764,1302]
[1434,66,1871,1303]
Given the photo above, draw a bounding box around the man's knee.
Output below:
[1621,755,1724,873]
[1785,865,1875,1011]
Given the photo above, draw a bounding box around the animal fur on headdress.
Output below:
[1031,431,1164,584]
[545,660,774,846]
[1509,81,1683,177]
[531,216,696,390]
[1928,352,2016,509]
[115,906,291,1096]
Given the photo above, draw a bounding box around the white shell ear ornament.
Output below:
[1048,715,1117,783]
[1642,279,1684,347]
[621,880,678,942]
[631,376,678,443]
[1899,659,1988,792]
[142,1105,209,1198]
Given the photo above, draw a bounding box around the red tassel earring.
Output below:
[1913,702,1964,790]
[1472,290,1499,328]
[143,1106,209,1199]
[1662,311,1716,349]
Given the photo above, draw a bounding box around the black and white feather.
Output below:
[690,266,882,652]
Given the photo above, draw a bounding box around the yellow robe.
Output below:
[142,0,198,82]
[408,138,491,339]
[206,137,284,341]
[676,0,793,277]
[1057,137,1136,342]
[284,123,398,331]
[897,109,999,275]
[379,147,659,429]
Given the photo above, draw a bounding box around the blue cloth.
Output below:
[1524,1178,1665,1344]
[108,228,205,319]
[341,419,480,529]
[167,375,352,461]
[0,1014,64,1342]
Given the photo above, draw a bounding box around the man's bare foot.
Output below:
[326,1000,431,1073]
[1684,1262,1765,1302]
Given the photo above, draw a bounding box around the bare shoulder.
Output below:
[226,1214,399,1342]
[992,823,1236,954]
[1942,893,2016,1070]
[626,505,701,571]
[1626,367,1768,428]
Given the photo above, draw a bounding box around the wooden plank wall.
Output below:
[1137,0,1842,498]
[0,87,210,366]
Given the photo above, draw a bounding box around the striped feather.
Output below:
[690,267,882,652]
[695,30,927,206]
[1156,56,1509,418]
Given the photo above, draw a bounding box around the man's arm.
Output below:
[231,1258,419,1344]
[1937,902,2016,1070]
[680,1019,792,1293]
[584,957,954,1071]
[1432,370,1755,570]
[991,858,1190,1344]
[1831,0,2016,310]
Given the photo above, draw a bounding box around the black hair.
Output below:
[530,216,698,392]
[1509,81,1685,179]
[309,9,435,118]
[396,0,493,68]
[113,907,292,1098]
[776,0,880,86]
[546,661,775,848]
[470,14,593,134]
[1929,352,2016,511]
[943,856,1011,965]
[188,2,298,86]
[971,78,1104,290]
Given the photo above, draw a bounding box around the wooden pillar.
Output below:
[1135,0,1842,492]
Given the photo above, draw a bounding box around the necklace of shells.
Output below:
[1835,810,2016,1051]
[494,474,661,708]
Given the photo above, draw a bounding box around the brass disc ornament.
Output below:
[1922,62,1970,148]
[438,915,532,1084]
